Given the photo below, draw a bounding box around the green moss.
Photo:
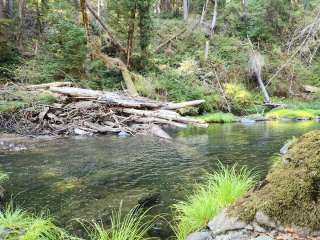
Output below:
[195,112,236,123]
[266,108,320,119]
[230,130,320,230]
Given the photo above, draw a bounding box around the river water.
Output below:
[0,121,319,236]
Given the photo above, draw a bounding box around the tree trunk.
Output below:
[17,0,27,50]
[256,74,271,103]
[6,0,13,18]
[242,0,248,22]
[210,0,218,38]
[86,2,126,55]
[0,0,4,18]
[183,0,188,20]
[200,0,209,23]
[97,0,101,17]
[127,4,136,66]
[80,0,89,39]
[204,40,209,61]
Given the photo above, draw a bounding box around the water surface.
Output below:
[0,121,319,235]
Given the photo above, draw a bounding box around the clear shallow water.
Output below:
[0,121,319,236]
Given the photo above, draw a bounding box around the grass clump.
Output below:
[266,108,320,119]
[173,165,255,240]
[231,130,320,230]
[195,112,236,123]
[85,206,156,240]
[0,205,63,240]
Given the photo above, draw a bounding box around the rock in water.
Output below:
[138,192,160,208]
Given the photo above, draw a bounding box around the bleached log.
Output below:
[134,117,188,128]
[26,82,73,90]
[121,108,208,128]
[163,100,205,110]
[150,125,172,139]
[83,121,121,133]
[49,87,162,108]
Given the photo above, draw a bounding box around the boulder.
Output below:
[208,209,247,235]
[186,231,214,240]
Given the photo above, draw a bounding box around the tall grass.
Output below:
[0,204,66,240]
[266,109,320,119]
[85,206,157,240]
[173,165,255,240]
[195,112,236,123]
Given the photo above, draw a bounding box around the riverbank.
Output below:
[186,130,320,240]
[1,83,320,141]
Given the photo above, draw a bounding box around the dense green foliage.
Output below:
[1,0,320,115]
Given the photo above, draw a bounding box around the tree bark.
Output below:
[200,0,209,23]
[80,0,89,39]
[127,4,136,66]
[183,0,189,20]
[210,0,218,38]
[0,0,4,18]
[6,0,13,18]
[86,1,126,55]
[17,0,27,50]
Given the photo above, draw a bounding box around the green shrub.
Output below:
[195,112,236,123]
[224,83,253,113]
[266,108,320,119]
[173,165,255,240]
[15,16,87,84]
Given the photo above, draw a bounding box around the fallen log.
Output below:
[162,100,205,110]
[83,121,121,133]
[120,108,208,128]
[149,125,172,140]
[26,82,73,90]
[134,117,188,128]
[49,87,162,108]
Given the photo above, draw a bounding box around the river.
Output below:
[0,120,319,237]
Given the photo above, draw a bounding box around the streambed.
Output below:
[0,121,319,237]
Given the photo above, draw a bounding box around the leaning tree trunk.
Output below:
[249,51,271,103]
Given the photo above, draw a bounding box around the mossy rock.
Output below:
[230,130,320,230]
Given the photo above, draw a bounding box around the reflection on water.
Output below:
[0,121,319,232]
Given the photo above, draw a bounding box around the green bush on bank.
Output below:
[266,108,320,119]
[195,112,236,123]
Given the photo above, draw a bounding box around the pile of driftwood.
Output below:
[3,83,207,139]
